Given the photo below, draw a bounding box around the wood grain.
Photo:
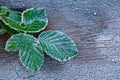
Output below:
[0,0,120,80]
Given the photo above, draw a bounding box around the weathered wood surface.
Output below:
[0,0,120,80]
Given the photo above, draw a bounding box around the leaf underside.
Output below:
[5,33,44,71]
[39,30,78,61]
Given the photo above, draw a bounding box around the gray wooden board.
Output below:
[0,0,120,80]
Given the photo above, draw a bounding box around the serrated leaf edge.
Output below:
[39,30,78,62]
[0,6,8,15]
[21,8,48,33]
[19,50,44,71]
[1,8,48,33]
[5,35,17,51]
[5,33,44,71]
[1,17,20,32]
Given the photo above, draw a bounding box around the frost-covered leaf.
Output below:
[19,46,44,71]
[21,8,48,32]
[0,6,21,20]
[0,6,21,34]
[1,8,48,33]
[1,16,22,32]
[0,20,18,34]
[8,11,21,21]
[0,6,8,15]
[5,33,37,51]
[5,33,44,71]
[39,30,78,61]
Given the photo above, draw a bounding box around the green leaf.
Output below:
[5,33,37,51]
[1,16,22,32]
[0,20,18,34]
[19,46,44,71]
[0,6,8,15]
[21,8,48,32]
[1,8,48,33]
[0,6,21,34]
[5,33,44,71]
[8,11,21,21]
[0,6,21,20]
[39,30,78,61]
